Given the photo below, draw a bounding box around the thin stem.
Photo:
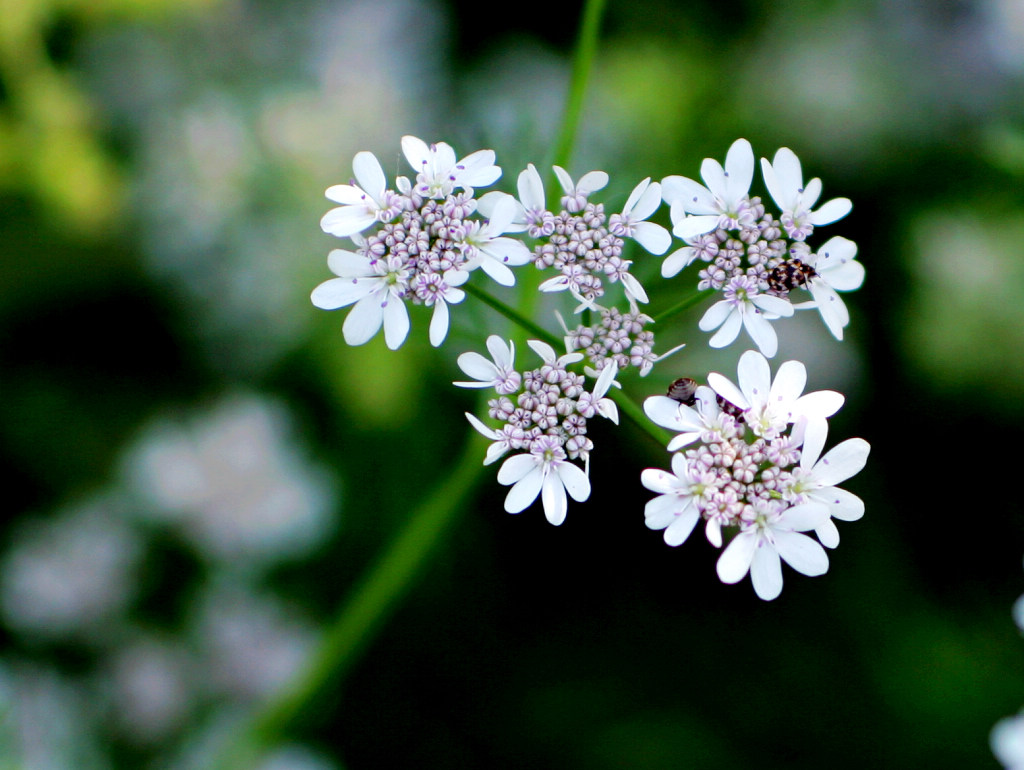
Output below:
[465,282,562,348]
[550,0,608,175]
[652,288,714,325]
[215,431,489,769]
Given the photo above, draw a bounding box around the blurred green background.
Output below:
[2,0,1024,767]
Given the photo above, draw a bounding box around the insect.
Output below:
[767,257,817,294]
[666,377,698,406]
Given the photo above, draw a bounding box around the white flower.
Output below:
[643,385,723,451]
[698,275,794,357]
[401,135,501,199]
[575,361,620,425]
[760,147,852,241]
[461,194,534,286]
[453,335,521,394]
[463,413,515,466]
[553,165,609,212]
[641,452,703,546]
[608,177,671,258]
[497,435,590,526]
[706,350,844,457]
[319,151,398,238]
[992,711,1024,770]
[310,249,411,349]
[795,235,865,340]
[662,138,756,239]
[526,338,584,369]
[716,501,830,601]
[478,163,551,236]
[787,436,870,549]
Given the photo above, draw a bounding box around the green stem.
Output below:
[652,288,713,325]
[550,0,608,176]
[464,282,562,348]
[216,431,489,769]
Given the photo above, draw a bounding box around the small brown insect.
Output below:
[666,377,698,406]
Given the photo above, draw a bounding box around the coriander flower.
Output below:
[310,249,411,350]
[453,335,521,394]
[715,500,830,601]
[401,135,501,199]
[698,275,794,357]
[760,147,852,241]
[320,151,400,238]
[784,435,870,548]
[662,138,756,239]
[608,178,672,262]
[791,236,865,340]
[641,452,703,546]
[461,194,534,286]
[706,349,843,458]
[497,435,591,526]
[478,163,554,237]
[643,384,723,451]
[553,165,609,212]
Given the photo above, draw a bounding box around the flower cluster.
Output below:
[662,139,864,357]
[560,305,684,377]
[455,336,619,525]
[641,351,869,600]
[311,136,531,349]
[482,164,671,309]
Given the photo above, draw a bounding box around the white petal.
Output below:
[773,530,829,577]
[814,236,858,274]
[498,454,539,485]
[778,502,830,531]
[750,544,783,600]
[822,260,866,292]
[552,165,574,194]
[557,462,591,502]
[673,215,719,239]
[454,148,501,188]
[812,438,870,486]
[700,158,727,199]
[810,197,852,226]
[809,487,865,521]
[324,183,369,205]
[311,277,373,310]
[697,300,731,332]
[576,170,608,195]
[382,294,410,350]
[750,294,795,317]
[320,206,377,237]
[771,147,803,209]
[464,412,500,440]
[717,531,757,584]
[631,221,671,256]
[661,175,716,215]
[802,177,823,209]
[645,496,684,529]
[808,279,848,340]
[816,517,840,549]
[620,272,649,304]
[504,467,544,513]
[476,255,517,287]
[663,508,700,546]
[352,151,387,201]
[737,349,772,406]
[487,335,514,368]
[457,351,498,382]
[742,312,778,358]
[326,249,372,278]
[708,310,743,348]
[527,339,557,363]
[793,390,844,420]
[769,360,807,407]
[622,178,652,216]
[541,471,568,525]
[707,372,749,410]
[400,135,430,172]
[428,300,450,347]
[630,180,663,221]
[342,292,385,346]
[640,467,683,496]
[661,247,697,278]
[518,164,545,210]
[724,138,755,204]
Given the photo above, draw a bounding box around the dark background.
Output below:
[2,0,1023,767]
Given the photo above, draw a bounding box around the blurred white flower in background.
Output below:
[190,582,318,702]
[0,495,141,641]
[123,393,337,567]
